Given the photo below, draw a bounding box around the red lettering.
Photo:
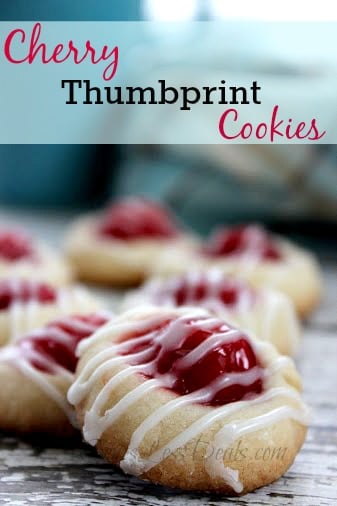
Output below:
[256,122,267,139]
[307,119,326,140]
[218,108,241,139]
[241,123,253,139]
[218,106,326,143]
[3,22,119,81]
[102,46,119,81]
[270,105,284,142]
[288,121,306,139]
[4,28,27,63]
[28,22,44,63]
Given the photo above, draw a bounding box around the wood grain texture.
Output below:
[0,210,336,505]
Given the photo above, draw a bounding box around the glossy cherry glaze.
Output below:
[0,230,35,262]
[17,314,109,374]
[119,317,263,406]
[0,279,56,311]
[97,198,179,241]
[203,225,282,261]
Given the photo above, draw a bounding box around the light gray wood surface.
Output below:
[0,209,336,505]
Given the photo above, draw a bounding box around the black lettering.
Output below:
[61,79,82,104]
[83,79,103,105]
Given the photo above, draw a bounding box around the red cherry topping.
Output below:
[152,274,255,310]
[97,198,179,241]
[0,279,56,311]
[203,225,282,261]
[17,313,109,373]
[120,316,263,406]
[0,230,35,262]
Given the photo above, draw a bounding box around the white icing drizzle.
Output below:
[126,271,255,315]
[84,379,161,445]
[0,313,110,424]
[1,279,98,342]
[205,403,308,492]
[16,357,77,425]
[68,308,309,492]
[174,329,240,370]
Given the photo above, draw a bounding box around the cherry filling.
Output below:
[120,318,263,406]
[17,314,109,373]
[0,230,35,262]
[0,280,56,311]
[97,198,179,241]
[159,276,254,308]
[203,225,282,261]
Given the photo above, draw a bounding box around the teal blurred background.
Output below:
[0,1,140,20]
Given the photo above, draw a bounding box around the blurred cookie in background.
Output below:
[0,227,73,287]
[122,270,301,356]
[0,278,102,346]
[150,224,322,318]
[65,197,198,287]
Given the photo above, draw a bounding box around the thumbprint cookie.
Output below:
[68,306,309,495]
[0,278,102,346]
[0,312,111,436]
[0,228,72,287]
[65,198,197,287]
[150,224,322,318]
[121,271,301,356]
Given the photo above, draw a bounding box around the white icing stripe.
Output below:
[69,356,139,406]
[77,313,175,356]
[15,358,77,427]
[49,316,98,334]
[205,404,310,492]
[153,315,199,349]
[28,327,77,347]
[113,329,160,354]
[84,379,161,445]
[68,349,123,404]
[18,344,74,381]
[174,329,241,370]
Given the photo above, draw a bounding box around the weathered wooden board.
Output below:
[0,210,336,505]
